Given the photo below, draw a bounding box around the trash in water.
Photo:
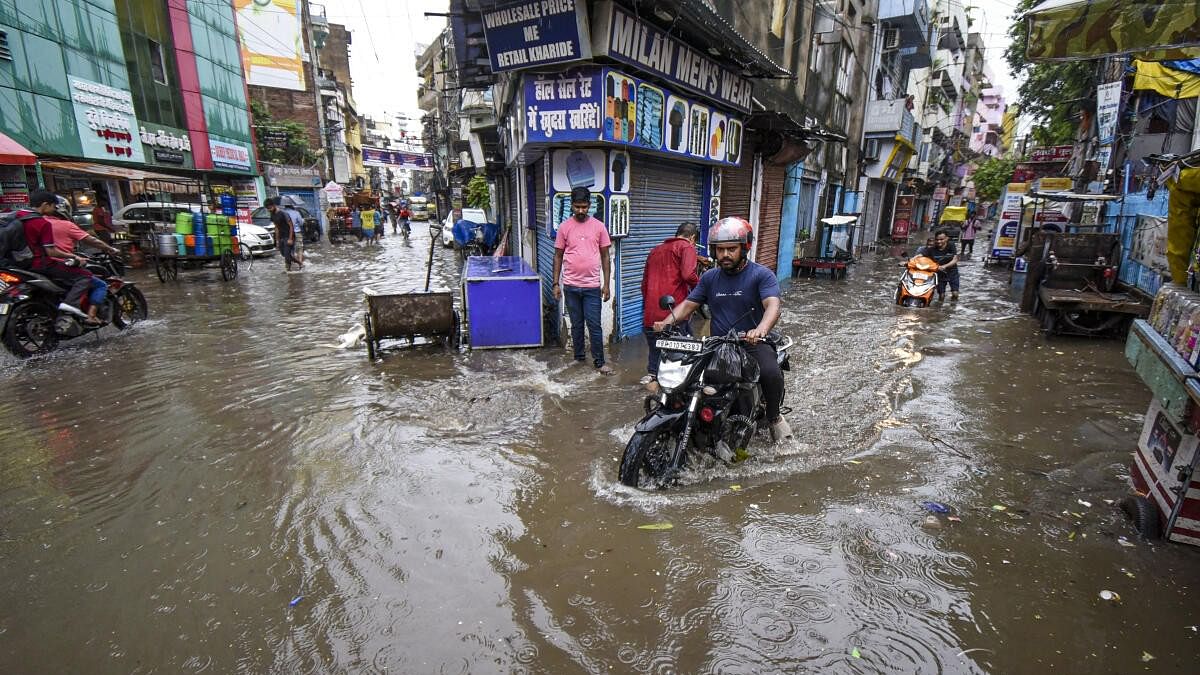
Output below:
[289,595,304,607]
[851,647,862,659]
[976,329,992,334]
[921,515,943,530]
[1141,651,1155,663]
[847,459,863,465]
[637,523,673,530]
[943,338,961,344]
[1117,537,1136,548]
[730,484,742,491]
[991,504,1007,512]
[1068,531,1076,541]
[1077,499,1093,508]
[947,515,962,523]
[1099,590,1121,603]
[921,501,951,514]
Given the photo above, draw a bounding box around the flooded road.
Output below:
[2,225,1199,673]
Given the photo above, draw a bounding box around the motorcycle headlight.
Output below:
[657,359,690,391]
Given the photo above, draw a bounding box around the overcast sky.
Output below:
[324,0,1028,132]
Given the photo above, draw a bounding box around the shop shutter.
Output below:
[720,154,755,221]
[619,156,704,339]
[280,189,319,221]
[505,168,520,255]
[755,162,786,271]
[533,159,556,305]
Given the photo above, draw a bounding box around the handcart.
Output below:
[793,215,857,279]
[937,205,968,245]
[1026,232,1147,336]
[147,210,240,282]
[363,290,460,360]
[148,239,238,282]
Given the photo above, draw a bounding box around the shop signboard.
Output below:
[139,122,193,169]
[323,180,345,204]
[1029,145,1073,163]
[892,194,914,241]
[992,182,1027,259]
[68,76,144,163]
[932,187,947,202]
[521,66,745,167]
[234,0,305,91]
[266,165,321,188]
[209,139,253,172]
[0,166,28,206]
[362,148,434,171]
[482,0,591,72]
[590,1,753,114]
[1131,214,1169,275]
[1097,81,1121,145]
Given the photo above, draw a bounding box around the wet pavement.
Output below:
[2,225,1199,673]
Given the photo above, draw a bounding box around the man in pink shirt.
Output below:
[49,214,120,324]
[552,187,613,375]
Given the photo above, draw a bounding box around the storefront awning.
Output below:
[40,160,193,183]
[0,131,37,165]
[1025,0,1200,62]
[746,111,848,143]
[669,0,791,78]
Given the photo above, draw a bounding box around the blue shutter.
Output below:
[618,156,704,339]
[532,159,556,305]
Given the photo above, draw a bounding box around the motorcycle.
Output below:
[0,252,149,358]
[618,296,792,488]
[894,255,940,307]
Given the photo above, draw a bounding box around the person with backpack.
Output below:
[4,191,99,323]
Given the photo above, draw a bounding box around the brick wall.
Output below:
[246,58,323,153]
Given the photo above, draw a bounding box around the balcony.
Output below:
[418,85,437,113]
[937,7,966,52]
[879,0,930,48]
[865,99,918,147]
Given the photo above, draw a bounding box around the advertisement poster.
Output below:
[1149,410,1182,470]
[991,183,1027,258]
[609,151,628,193]
[1096,81,1122,145]
[481,0,590,72]
[609,195,629,237]
[551,148,606,192]
[68,76,144,163]
[235,0,305,91]
[892,194,915,241]
[0,166,28,206]
[209,139,253,172]
[1131,214,1169,275]
[362,147,434,170]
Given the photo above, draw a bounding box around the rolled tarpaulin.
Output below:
[1166,166,1200,284]
[1134,60,1200,99]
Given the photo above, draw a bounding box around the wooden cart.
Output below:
[363,290,460,359]
[1025,232,1149,336]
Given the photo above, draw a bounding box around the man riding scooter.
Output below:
[652,217,792,441]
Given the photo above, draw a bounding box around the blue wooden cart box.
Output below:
[463,256,543,348]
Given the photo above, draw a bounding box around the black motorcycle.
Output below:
[618,296,792,488]
[0,253,148,358]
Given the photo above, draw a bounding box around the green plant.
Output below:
[465,174,490,210]
[971,157,1018,201]
[1004,0,1094,145]
[249,100,320,167]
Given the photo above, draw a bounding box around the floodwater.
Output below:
[2,224,1198,674]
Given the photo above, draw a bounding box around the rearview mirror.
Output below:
[659,295,675,310]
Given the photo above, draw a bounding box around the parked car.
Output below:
[251,204,320,244]
[113,201,275,258]
[441,207,488,248]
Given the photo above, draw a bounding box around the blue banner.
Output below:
[362,148,433,171]
[524,69,603,142]
[482,0,591,72]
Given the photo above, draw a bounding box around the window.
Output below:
[0,30,11,61]
[149,39,168,85]
[836,43,855,97]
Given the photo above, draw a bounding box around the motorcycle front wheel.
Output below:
[618,426,679,488]
[2,302,58,358]
[112,287,149,329]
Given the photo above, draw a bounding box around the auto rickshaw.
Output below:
[938,205,969,243]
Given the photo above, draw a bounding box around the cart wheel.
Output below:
[154,255,168,283]
[220,251,238,280]
[445,309,462,350]
[364,314,377,361]
[1120,495,1161,540]
[1041,309,1059,335]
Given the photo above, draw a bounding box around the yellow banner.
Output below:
[1134,60,1200,99]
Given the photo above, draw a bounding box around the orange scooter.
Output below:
[894,255,940,307]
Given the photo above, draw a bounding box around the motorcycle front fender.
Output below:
[635,409,686,433]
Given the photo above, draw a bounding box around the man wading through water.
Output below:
[552,186,613,375]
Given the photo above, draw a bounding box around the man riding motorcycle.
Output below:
[16,191,100,323]
[652,217,792,441]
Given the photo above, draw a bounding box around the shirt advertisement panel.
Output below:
[590,1,752,114]
[520,66,744,167]
[68,76,144,163]
[482,0,591,72]
[209,139,253,172]
[234,0,305,91]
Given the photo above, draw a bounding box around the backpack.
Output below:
[0,209,37,269]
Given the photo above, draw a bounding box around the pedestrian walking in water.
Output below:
[352,207,363,242]
[268,198,300,271]
[362,206,378,246]
[640,221,703,385]
[961,215,979,256]
[552,186,613,375]
[284,199,305,266]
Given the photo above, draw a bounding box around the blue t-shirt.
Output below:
[686,261,781,335]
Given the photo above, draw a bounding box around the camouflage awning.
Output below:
[1025,0,1200,62]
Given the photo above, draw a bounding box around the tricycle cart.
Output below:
[362,290,460,359]
[1025,231,1148,336]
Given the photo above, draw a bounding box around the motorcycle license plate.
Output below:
[0,303,8,315]
[656,338,702,353]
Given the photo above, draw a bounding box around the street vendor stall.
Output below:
[792,215,857,279]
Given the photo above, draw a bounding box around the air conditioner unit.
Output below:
[883,28,901,51]
[863,139,881,161]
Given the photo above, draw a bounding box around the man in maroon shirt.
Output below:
[640,221,704,384]
[22,191,97,322]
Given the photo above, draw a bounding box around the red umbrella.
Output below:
[0,131,36,165]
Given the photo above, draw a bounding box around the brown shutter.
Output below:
[719,155,755,222]
[755,162,786,271]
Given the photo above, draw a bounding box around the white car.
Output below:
[441,207,488,248]
[113,201,274,257]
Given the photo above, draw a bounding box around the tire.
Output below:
[111,287,149,329]
[444,309,462,350]
[2,302,58,358]
[220,251,238,281]
[1120,495,1161,540]
[618,427,678,488]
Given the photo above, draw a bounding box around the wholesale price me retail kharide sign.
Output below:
[482,0,591,72]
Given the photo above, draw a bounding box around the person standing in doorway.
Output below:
[552,187,613,375]
[91,199,114,244]
[960,215,978,256]
[640,221,702,385]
